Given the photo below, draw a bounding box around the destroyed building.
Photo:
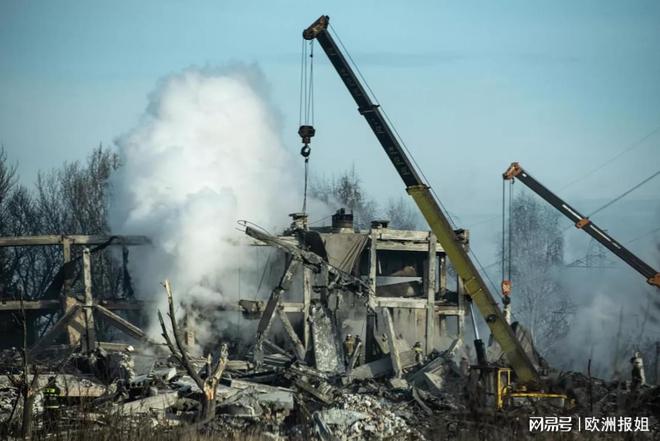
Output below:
[0,210,477,440]
[240,210,466,377]
[2,209,656,440]
[0,208,466,378]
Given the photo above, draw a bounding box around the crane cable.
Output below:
[299,39,316,213]
[328,24,460,226]
[501,179,506,286]
[329,24,507,304]
[501,179,513,311]
[508,180,513,282]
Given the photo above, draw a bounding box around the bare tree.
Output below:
[0,147,17,206]
[1,146,127,344]
[310,166,378,229]
[7,293,40,439]
[0,147,18,294]
[385,196,421,230]
[158,280,228,422]
[508,192,574,357]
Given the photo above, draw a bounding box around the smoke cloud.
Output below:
[545,217,660,378]
[109,66,303,340]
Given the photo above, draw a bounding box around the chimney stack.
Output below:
[331,208,354,232]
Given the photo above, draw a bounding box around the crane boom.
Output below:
[304,15,541,385]
[503,162,660,288]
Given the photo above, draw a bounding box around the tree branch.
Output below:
[161,280,204,387]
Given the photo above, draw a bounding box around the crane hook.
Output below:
[298,125,315,159]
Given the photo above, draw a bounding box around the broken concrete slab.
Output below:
[225,359,252,372]
[219,390,263,418]
[130,366,177,388]
[312,411,338,441]
[310,305,344,373]
[407,354,447,386]
[228,379,294,395]
[422,372,444,396]
[217,384,294,421]
[293,378,335,404]
[314,407,369,437]
[349,350,417,380]
[388,377,409,390]
[118,391,179,414]
[0,374,107,398]
[256,391,294,410]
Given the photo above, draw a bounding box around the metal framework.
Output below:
[0,234,151,354]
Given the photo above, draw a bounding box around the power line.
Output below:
[466,214,501,229]
[586,169,660,218]
[461,124,660,232]
[555,168,660,234]
[566,225,660,270]
[559,123,660,191]
[626,227,660,245]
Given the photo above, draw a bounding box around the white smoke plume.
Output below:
[109,66,304,340]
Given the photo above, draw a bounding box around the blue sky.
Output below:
[1,0,659,263]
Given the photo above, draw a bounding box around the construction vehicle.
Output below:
[303,15,565,409]
[503,162,660,288]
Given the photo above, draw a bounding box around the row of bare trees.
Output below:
[505,192,575,359]
[310,165,421,230]
[0,146,128,344]
[506,191,660,379]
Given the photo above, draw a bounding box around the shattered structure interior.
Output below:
[0,210,658,440]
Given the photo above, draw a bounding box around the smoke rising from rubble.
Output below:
[477,205,660,379]
[544,224,660,378]
[109,66,305,341]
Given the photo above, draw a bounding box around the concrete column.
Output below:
[425,233,437,354]
[457,276,465,337]
[81,247,96,353]
[303,267,312,351]
[365,229,378,362]
[61,238,82,348]
[382,308,402,378]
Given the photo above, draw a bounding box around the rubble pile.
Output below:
[1,221,658,440]
[0,383,18,419]
[0,345,459,439]
[322,392,423,439]
[558,371,660,418]
[1,340,660,440]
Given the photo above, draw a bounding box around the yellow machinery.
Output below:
[487,367,566,410]
[303,15,567,407]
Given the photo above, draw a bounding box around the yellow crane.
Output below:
[302,16,564,407]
